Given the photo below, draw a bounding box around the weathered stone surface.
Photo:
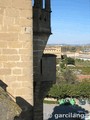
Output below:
[0,0,33,109]
[0,87,21,120]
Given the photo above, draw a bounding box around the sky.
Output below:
[48,0,90,45]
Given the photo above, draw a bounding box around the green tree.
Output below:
[65,57,75,65]
[48,80,90,98]
[62,68,77,84]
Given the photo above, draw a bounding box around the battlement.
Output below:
[33,0,51,35]
[34,0,51,11]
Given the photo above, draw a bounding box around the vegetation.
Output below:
[61,45,90,53]
[50,57,90,100]
[48,80,90,98]
[61,56,75,65]
[56,57,77,83]
[73,66,90,75]
[75,59,90,67]
[65,57,75,65]
[43,100,58,104]
[74,59,90,75]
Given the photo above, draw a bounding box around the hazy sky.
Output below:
[48,0,90,44]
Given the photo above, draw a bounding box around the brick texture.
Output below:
[0,0,33,108]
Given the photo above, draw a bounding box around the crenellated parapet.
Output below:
[33,0,51,35]
[34,0,43,8]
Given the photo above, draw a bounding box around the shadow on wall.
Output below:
[0,80,8,91]
[0,80,33,120]
[15,97,33,120]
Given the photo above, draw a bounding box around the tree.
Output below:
[62,68,77,84]
[48,80,90,99]
[56,58,77,84]
[65,57,75,65]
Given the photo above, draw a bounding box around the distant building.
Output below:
[62,52,79,59]
[83,48,90,53]
[44,45,61,58]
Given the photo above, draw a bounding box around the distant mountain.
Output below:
[47,43,90,46]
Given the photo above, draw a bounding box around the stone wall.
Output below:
[0,0,55,120]
[33,1,56,120]
[0,0,33,119]
[44,45,62,58]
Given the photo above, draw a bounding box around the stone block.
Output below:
[4,76,17,83]
[0,0,12,7]
[22,41,32,48]
[13,69,22,75]
[10,82,22,88]
[2,49,18,54]
[12,0,32,9]
[23,68,33,75]
[24,27,32,34]
[0,26,8,32]
[20,10,32,18]
[16,62,31,68]
[0,42,7,48]
[0,33,18,41]
[19,18,32,27]
[0,7,5,15]
[19,49,31,54]
[17,75,33,82]
[0,15,3,24]
[0,63,3,68]
[14,18,19,25]
[3,16,15,25]
[7,26,21,33]
[0,68,11,75]
[21,81,30,87]
[7,55,20,61]
[4,62,17,68]
[5,8,19,17]
[0,55,7,61]
[18,34,32,41]
[15,87,32,96]
[20,55,32,61]
[8,41,23,48]
[0,49,1,54]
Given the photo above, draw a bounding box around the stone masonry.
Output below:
[33,0,56,120]
[0,0,56,120]
[44,45,62,58]
[0,0,33,119]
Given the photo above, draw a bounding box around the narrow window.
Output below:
[43,0,45,8]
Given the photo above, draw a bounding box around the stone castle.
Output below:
[44,45,61,58]
[0,0,56,120]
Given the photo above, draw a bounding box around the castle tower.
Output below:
[33,0,56,120]
[45,0,51,11]
[0,0,33,119]
[0,0,56,120]
[34,0,43,8]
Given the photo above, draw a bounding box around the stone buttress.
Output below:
[33,0,56,120]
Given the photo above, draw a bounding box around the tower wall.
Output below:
[0,0,56,120]
[33,1,56,120]
[0,0,33,119]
